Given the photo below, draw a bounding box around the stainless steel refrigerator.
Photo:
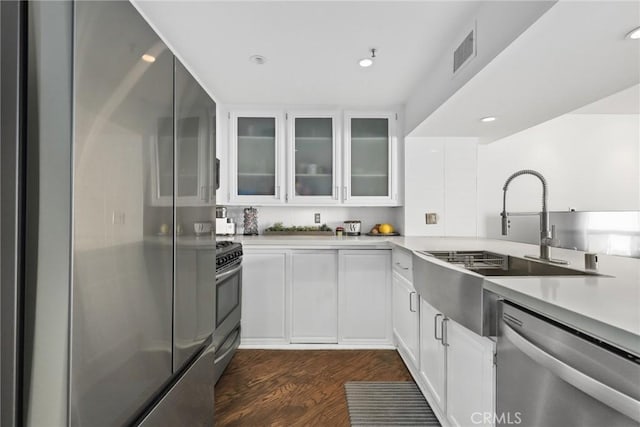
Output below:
[1,1,217,425]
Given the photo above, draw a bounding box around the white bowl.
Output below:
[193,222,212,234]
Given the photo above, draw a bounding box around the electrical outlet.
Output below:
[425,213,438,224]
[314,213,321,224]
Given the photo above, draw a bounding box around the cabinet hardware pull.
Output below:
[335,186,339,200]
[275,185,280,198]
[200,186,206,201]
[395,262,409,270]
[343,186,347,200]
[434,314,443,341]
[409,291,416,312]
[442,318,449,347]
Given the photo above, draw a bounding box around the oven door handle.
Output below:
[216,263,242,282]
[503,322,640,422]
[214,328,240,364]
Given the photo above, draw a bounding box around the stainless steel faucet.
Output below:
[501,169,567,264]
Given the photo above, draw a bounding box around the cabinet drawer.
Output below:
[392,248,413,281]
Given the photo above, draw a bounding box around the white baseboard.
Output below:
[239,343,396,350]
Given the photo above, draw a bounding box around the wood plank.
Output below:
[215,350,412,426]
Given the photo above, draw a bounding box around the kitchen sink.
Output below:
[413,250,604,337]
[418,250,600,276]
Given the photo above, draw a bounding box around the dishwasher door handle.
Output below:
[503,322,640,423]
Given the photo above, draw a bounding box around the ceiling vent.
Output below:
[453,26,476,75]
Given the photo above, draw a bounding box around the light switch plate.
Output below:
[425,213,438,224]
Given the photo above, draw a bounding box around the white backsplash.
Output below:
[221,206,402,235]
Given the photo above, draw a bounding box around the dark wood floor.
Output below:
[214,349,413,426]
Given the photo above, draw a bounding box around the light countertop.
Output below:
[224,234,640,356]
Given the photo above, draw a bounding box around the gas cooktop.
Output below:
[216,241,242,271]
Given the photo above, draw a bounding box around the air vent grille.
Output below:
[453,29,475,74]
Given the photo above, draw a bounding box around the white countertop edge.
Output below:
[169,233,639,354]
[483,281,640,357]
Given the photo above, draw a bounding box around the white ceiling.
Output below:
[134,0,639,141]
[572,84,640,115]
[407,1,640,141]
[134,0,481,106]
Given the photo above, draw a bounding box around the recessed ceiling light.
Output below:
[359,48,377,68]
[626,26,640,40]
[480,116,497,122]
[141,54,156,63]
[249,55,267,65]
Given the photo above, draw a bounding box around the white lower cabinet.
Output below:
[446,319,495,427]
[392,272,419,369]
[290,251,338,343]
[419,297,447,414]
[338,250,391,345]
[418,296,496,427]
[242,249,391,346]
[241,251,288,344]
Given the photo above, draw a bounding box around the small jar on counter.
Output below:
[336,226,344,237]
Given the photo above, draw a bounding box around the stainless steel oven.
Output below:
[213,241,242,384]
[497,301,640,427]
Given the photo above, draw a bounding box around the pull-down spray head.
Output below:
[501,210,509,236]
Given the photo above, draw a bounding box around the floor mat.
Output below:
[344,381,441,426]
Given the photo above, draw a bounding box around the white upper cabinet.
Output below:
[229,111,286,204]
[287,111,340,204]
[343,112,398,205]
[225,108,399,206]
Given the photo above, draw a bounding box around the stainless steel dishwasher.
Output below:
[497,301,640,427]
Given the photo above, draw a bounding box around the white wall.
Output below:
[223,206,401,236]
[477,114,640,238]
[403,137,478,236]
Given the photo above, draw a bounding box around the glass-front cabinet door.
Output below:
[344,112,397,205]
[153,69,215,207]
[230,112,285,204]
[288,112,339,204]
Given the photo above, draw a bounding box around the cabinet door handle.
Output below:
[442,318,449,347]
[342,186,347,200]
[335,186,339,200]
[200,186,206,201]
[409,291,416,313]
[395,262,409,270]
[434,313,443,341]
[275,185,280,199]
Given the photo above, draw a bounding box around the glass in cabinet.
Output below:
[174,60,215,206]
[344,112,396,204]
[230,112,284,203]
[288,113,338,203]
[152,63,215,206]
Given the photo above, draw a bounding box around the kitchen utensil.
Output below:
[344,220,361,236]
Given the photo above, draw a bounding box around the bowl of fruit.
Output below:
[367,223,400,236]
